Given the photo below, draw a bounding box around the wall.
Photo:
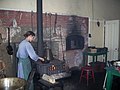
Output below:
[45,0,119,20]
[0,0,36,11]
[0,0,120,19]
[89,20,105,47]
[0,0,120,76]
[0,10,89,76]
[0,0,120,47]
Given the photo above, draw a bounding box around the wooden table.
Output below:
[105,66,120,90]
[83,51,108,66]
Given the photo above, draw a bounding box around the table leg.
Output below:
[92,56,95,66]
[93,56,95,63]
[106,71,113,90]
[103,73,107,89]
[96,56,97,62]
[105,54,107,63]
[83,54,87,66]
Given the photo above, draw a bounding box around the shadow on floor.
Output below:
[34,69,106,90]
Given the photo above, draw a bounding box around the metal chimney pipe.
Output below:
[37,0,44,56]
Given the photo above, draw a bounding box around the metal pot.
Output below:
[0,77,27,90]
[43,47,54,63]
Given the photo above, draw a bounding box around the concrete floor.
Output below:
[34,70,106,90]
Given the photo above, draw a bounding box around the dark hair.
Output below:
[24,31,35,37]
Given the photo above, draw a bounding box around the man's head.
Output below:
[24,31,35,42]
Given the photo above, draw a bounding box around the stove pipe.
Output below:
[37,0,44,56]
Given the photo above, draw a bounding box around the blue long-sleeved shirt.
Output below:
[17,39,39,61]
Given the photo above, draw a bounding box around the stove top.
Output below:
[36,59,68,76]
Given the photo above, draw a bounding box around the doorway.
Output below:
[105,20,120,61]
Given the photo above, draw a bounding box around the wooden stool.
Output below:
[80,66,95,86]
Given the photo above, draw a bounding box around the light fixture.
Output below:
[97,21,100,27]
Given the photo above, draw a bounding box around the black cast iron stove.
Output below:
[36,59,65,75]
[36,59,71,80]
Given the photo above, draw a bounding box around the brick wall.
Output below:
[0,10,88,76]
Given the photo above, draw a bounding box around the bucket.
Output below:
[0,77,27,90]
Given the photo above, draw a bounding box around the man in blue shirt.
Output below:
[17,31,44,89]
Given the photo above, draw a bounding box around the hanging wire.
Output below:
[92,0,94,20]
[53,13,58,37]
[48,13,52,49]
[31,11,34,31]
[59,25,65,61]
[44,12,48,39]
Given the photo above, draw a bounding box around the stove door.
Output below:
[66,35,84,50]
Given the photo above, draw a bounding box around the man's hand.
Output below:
[38,57,44,61]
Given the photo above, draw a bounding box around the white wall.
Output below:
[0,0,120,20]
[89,20,105,47]
[0,0,36,11]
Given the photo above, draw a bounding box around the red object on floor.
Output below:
[80,66,95,86]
